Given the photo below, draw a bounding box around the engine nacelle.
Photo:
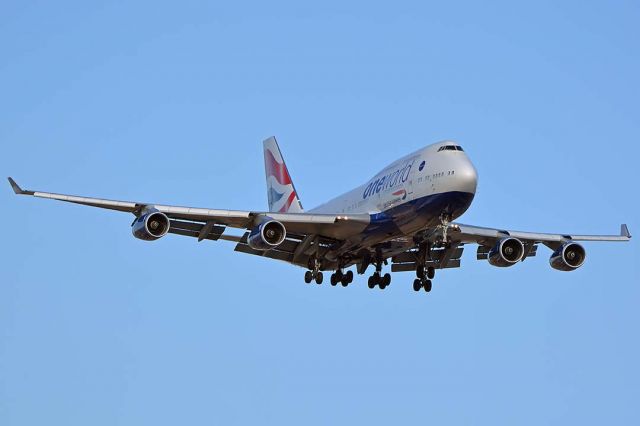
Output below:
[132,210,170,241]
[550,242,586,271]
[247,219,286,251]
[488,237,525,267]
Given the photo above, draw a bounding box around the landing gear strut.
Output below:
[305,258,323,285]
[414,242,436,293]
[416,265,435,280]
[368,258,391,290]
[439,213,452,244]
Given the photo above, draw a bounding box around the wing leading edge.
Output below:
[450,222,631,246]
[8,177,631,274]
[6,177,370,240]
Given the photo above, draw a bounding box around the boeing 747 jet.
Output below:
[8,137,631,293]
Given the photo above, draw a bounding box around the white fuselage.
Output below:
[311,141,478,234]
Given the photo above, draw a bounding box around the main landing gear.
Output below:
[304,258,324,284]
[368,259,391,290]
[368,272,391,289]
[302,254,441,293]
[413,264,435,292]
[304,270,323,284]
[330,270,354,287]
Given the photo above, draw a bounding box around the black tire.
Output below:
[383,273,391,287]
[341,279,349,287]
[335,270,343,281]
[413,279,421,292]
[316,272,323,285]
[330,274,337,286]
[304,271,313,284]
[345,270,354,283]
[427,267,435,280]
[416,266,425,279]
[368,276,375,289]
[424,279,432,292]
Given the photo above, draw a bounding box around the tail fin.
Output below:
[263,137,304,213]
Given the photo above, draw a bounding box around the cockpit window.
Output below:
[437,145,463,152]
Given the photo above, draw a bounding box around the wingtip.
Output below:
[7,177,33,195]
[621,224,631,239]
[8,177,22,194]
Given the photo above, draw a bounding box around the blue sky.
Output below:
[1,1,638,425]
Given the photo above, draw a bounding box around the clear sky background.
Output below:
[1,1,638,425]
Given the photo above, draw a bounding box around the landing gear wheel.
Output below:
[413,279,422,292]
[330,274,338,286]
[416,267,425,279]
[380,273,391,289]
[368,275,376,289]
[331,270,343,286]
[304,271,313,284]
[315,272,323,285]
[424,279,432,292]
[345,270,353,283]
[340,270,352,287]
[427,267,435,280]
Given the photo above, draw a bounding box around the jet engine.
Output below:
[132,210,170,241]
[247,219,286,251]
[550,242,586,271]
[488,237,525,267]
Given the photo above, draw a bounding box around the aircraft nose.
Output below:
[457,161,478,194]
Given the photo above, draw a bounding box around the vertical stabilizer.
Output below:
[263,137,304,213]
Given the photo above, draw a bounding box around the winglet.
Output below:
[7,177,34,195]
[621,224,631,239]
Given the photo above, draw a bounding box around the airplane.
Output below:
[8,137,632,293]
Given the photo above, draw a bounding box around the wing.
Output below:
[387,221,630,274]
[450,222,631,247]
[8,177,370,267]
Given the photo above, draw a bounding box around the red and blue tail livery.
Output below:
[263,137,304,213]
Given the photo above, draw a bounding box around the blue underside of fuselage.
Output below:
[360,191,475,244]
